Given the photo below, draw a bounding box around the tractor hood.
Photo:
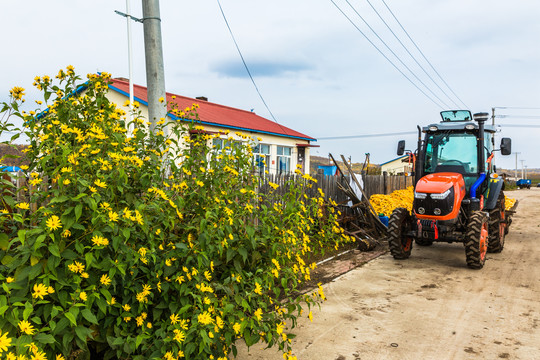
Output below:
[416,172,464,194]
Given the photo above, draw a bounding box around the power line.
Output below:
[496,115,540,119]
[343,0,451,109]
[493,106,540,110]
[318,130,416,140]
[499,124,540,128]
[364,0,461,109]
[329,0,444,109]
[215,0,279,123]
[380,0,469,109]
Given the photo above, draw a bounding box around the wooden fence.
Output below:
[257,171,413,202]
[2,171,413,212]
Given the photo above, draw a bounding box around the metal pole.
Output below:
[142,0,166,134]
[520,160,525,179]
[126,0,134,122]
[514,152,520,180]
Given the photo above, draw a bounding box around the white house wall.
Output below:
[106,91,312,175]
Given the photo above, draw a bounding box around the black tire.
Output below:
[415,238,433,246]
[464,211,489,269]
[387,207,414,259]
[488,192,506,253]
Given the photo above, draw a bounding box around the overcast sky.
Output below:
[1,0,539,170]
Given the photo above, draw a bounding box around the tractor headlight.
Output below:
[414,191,428,199]
[430,189,451,200]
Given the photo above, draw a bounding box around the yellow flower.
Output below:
[91,235,109,246]
[46,215,62,231]
[56,354,66,360]
[18,320,36,335]
[79,292,87,301]
[63,179,71,185]
[197,311,213,325]
[89,186,97,193]
[233,322,241,335]
[16,202,30,210]
[173,329,186,343]
[94,179,107,188]
[6,277,14,283]
[170,313,180,325]
[254,308,263,321]
[276,322,284,334]
[81,272,89,279]
[108,211,119,222]
[159,97,165,103]
[32,283,48,300]
[62,229,71,238]
[122,304,131,312]
[308,311,313,322]
[254,282,263,295]
[0,329,12,353]
[9,86,25,100]
[100,274,111,286]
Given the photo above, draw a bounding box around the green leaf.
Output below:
[81,309,98,324]
[17,230,26,245]
[75,203,83,221]
[49,244,61,257]
[50,195,69,204]
[75,325,92,342]
[65,312,77,326]
[0,233,9,251]
[35,333,56,344]
[238,248,248,263]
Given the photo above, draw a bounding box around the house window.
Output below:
[252,144,270,174]
[277,146,291,174]
[212,138,240,154]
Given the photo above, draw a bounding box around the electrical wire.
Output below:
[364,0,461,108]
[216,0,279,123]
[317,131,416,140]
[329,0,444,109]
[342,0,450,109]
[496,115,540,119]
[380,0,468,109]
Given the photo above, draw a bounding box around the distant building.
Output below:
[380,155,412,175]
[105,78,318,175]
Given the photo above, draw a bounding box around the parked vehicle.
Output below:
[389,110,512,269]
[516,179,531,189]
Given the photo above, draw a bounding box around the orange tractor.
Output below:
[389,111,512,269]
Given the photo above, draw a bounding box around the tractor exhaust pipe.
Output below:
[470,112,489,200]
[415,125,423,185]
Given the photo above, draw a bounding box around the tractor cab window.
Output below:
[424,132,478,175]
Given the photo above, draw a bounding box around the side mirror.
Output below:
[500,138,511,155]
[397,140,405,156]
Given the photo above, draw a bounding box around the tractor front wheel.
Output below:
[388,207,413,259]
[465,211,489,269]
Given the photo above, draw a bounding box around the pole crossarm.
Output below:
[114,10,143,23]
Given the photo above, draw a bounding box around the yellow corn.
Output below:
[370,187,517,217]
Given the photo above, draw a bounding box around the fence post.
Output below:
[383,171,388,194]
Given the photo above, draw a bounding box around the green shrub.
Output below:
[0,68,352,360]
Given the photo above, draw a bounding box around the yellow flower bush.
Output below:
[0,68,350,359]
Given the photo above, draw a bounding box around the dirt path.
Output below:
[236,189,540,360]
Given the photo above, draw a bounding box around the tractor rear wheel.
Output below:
[388,207,413,259]
[488,192,506,253]
[465,211,488,269]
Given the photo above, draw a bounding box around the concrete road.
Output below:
[236,188,540,360]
